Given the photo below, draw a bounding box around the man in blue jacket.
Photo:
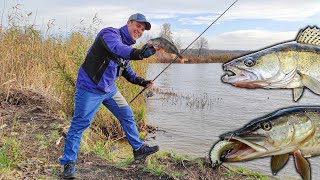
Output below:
[60,13,159,178]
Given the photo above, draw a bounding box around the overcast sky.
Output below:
[2,0,320,50]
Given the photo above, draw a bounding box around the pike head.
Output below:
[211,107,318,179]
[217,107,315,162]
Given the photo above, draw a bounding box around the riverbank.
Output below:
[0,89,276,179]
[0,20,274,179]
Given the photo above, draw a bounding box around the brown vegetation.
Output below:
[0,17,150,142]
[151,51,242,64]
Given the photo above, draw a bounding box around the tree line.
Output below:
[152,23,244,63]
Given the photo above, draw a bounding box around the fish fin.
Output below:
[271,154,289,175]
[161,35,174,44]
[296,26,320,46]
[294,150,311,180]
[293,88,304,101]
[299,73,320,95]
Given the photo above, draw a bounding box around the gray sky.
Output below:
[2,0,320,50]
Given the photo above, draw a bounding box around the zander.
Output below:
[222,26,320,101]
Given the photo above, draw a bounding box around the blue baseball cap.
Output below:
[128,13,151,30]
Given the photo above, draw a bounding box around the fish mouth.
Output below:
[222,66,264,88]
[218,135,270,162]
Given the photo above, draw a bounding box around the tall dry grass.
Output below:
[0,7,150,141]
[152,52,242,63]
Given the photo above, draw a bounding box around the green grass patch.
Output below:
[48,130,60,142]
[116,157,134,168]
[155,151,188,163]
[34,130,61,150]
[171,171,185,178]
[138,131,147,140]
[135,106,146,124]
[49,123,62,130]
[34,134,45,141]
[145,158,166,176]
[93,141,114,161]
[34,134,49,150]
[170,152,186,163]
[224,167,237,177]
[235,166,270,180]
[194,158,206,172]
[51,166,60,174]
[0,138,22,168]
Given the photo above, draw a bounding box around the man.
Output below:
[60,13,159,179]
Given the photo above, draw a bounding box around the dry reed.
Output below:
[0,6,150,141]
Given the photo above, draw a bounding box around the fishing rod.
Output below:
[130,0,238,104]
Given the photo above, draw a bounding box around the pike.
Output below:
[222,26,320,101]
[148,37,183,58]
[210,106,320,180]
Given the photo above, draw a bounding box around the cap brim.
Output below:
[144,22,151,30]
[134,20,151,30]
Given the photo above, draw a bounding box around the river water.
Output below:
[145,63,320,179]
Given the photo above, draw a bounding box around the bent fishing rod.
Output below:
[130,0,238,104]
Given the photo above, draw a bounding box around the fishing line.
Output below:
[130,0,238,103]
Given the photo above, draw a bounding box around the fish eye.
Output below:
[244,57,255,67]
[261,121,272,131]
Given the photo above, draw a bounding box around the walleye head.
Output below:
[217,110,315,162]
[222,50,282,88]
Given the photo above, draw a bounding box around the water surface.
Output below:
[145,63,320,179]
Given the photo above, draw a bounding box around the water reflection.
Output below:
[146,89,223,110]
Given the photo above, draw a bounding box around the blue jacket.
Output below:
[76,25,141,94]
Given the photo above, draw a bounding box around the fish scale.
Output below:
[300,112,320,157]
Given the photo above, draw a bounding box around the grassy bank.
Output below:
[0,89,276,179]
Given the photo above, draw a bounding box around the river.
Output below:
[145,63,320,179]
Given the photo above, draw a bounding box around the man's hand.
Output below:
[141,44,156,58]
[130,44,156,60]
[133,77,153,88]
[142,80,153,88]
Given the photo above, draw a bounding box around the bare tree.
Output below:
[157,23,174,60]
[159,23,173,41]
[174,37,182,53]
[195,37,208,57]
